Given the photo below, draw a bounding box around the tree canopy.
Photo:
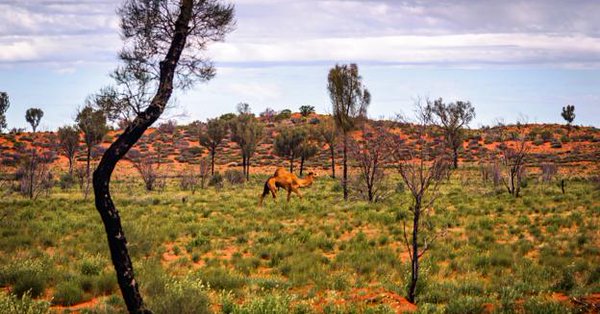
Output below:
[25,108,44,133]
[0,92,9,132]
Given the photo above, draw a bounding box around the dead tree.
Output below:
[127,150,160,192]
[318,118,338,178]
[497,136,529,198]
[393,103,451,303]
[17,148,55,200]
[349,125,394,202]
[91,1,234,312]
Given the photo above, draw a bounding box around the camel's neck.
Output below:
[298,175,314,187]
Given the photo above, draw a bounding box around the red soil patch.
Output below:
[551,292,600,313]
[50,297,101,313]
[313,287,416,313]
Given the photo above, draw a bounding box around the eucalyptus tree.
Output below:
[328,63,370,200]
[428,98,475,169]
[298,131,319,176]
[25,108,44,133]
[89,1,235,312]
[273,127,306,173]
[77,105,107,198]
[299,105,315,117]
[199,118,228,175]
[230,112,263,180]
[57,125,80,175]
[0,92,8,132]
[561,105,575,136]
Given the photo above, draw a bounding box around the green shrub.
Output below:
[224,169,245,185]
[53,281,84,306]
[59,173,75,190]
[0,292,50,314]
[12,273,47,299]
[553,267,576,292]
[96,272,117,295]
[80,257,103,276]
[147,277,211,314]
[209,172,224,188]
[0,260,48,298]
[234,294,291,314]
[197,268,245,291]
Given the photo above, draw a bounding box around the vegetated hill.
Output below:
[0,114,598,176]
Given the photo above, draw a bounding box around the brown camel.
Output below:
[259,167,316,206]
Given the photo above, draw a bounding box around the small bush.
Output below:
[0,260,47,298]
[147,277,211,314]
[196,268,245,291]
[553,267,576,292]
[80,257,103,276]
[208,172,224,188]
[0,292,50,314]
[59,173,75,190]
[96,272,117,295]
[234,294,291,314]
[224,169,245,185]
[53,281,84,306]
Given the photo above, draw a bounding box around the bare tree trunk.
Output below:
[93,2,193,313]
[210,149,215,176]
[300,155,305,176]
[330,146,336,178]
[343,133,348,200]
[246,156,250,181]
[408,201,421,303]
[452,147,458,169]
[68,157,74,176]
[28,151,35,200]
[85,146,91,199]
[241,155,246,178]
[289,156,294,173]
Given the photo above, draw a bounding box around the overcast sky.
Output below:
[1,0,599,130]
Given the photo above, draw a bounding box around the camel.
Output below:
[259,167,316,206]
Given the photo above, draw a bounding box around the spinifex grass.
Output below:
[0,168,597,313]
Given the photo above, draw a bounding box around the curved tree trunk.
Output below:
[92,2,193,313]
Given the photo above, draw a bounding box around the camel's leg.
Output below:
[293,187,303,199]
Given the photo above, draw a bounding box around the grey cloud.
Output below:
[234,0,600,38]
[0,0,599,67]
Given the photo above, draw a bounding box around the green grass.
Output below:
[0,167,597,313]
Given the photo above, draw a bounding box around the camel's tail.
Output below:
[258,180,270,207]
